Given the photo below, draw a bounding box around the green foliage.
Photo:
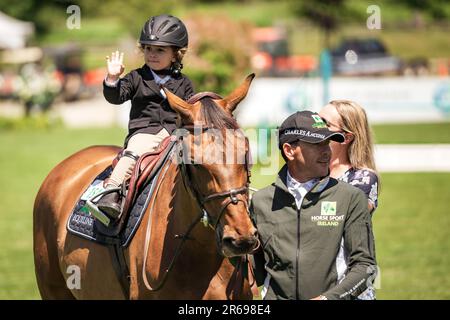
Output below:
[397,0,450,20]
[0,0,68,35]
[13,64,61,116]
[76,0,179,39]
[183,14,253,94]
[0,0,181,38]
[289,0,362,48]
[38,17,127,46]
[3,1,450,107]
[176,0,292,27]
[291,0,352,31]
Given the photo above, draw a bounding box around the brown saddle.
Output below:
[111,135,175,219]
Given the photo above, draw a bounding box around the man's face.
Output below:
[284,139,332,181]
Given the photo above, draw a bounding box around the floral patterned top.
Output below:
[339,168,379,213]
[339,167,379,300]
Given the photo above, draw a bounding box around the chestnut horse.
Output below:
[33,74,259,299]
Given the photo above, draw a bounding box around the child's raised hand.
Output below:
[106,50,125,81]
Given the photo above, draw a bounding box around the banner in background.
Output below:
[236,77,450,126]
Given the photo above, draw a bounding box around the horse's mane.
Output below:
[200,98,240,130]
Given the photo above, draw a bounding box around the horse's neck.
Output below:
[170,161,206,232]
[145,159,219,258]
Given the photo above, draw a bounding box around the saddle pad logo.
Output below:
[80,179,106,201]
[321,201,336,215]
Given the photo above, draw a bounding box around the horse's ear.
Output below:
[162,87,194,123]
[223,73,255,114]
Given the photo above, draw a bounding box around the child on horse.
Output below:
[97,14,195,220]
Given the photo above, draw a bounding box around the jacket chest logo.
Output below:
[310,201,344,226]
[321,201,336,215]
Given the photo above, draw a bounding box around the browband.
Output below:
[187,92,223,104]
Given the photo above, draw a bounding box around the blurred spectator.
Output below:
[14,62,61,116]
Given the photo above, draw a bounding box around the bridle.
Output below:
[179,124,252,230]
[141,96,257,293]
[180,92,253,229]
[176,126,260,298]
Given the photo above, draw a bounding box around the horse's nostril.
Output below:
[222,236,235,248]
[223,235,257,248]
[221,234,260,257]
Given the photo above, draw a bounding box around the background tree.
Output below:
[0,0,68,35]
[290,0,360,49]
[183,13,253,93]
[80,0,178,39]
[398,0,450,21]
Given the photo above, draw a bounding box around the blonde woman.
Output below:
[320,100,379,300]
[319,100,379,214]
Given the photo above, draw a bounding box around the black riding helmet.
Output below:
[139,14,188,48]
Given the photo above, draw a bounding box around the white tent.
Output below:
[0,11,34,49]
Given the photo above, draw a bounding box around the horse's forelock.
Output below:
[199,98,239,130]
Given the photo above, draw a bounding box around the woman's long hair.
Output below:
[329,100,377,173]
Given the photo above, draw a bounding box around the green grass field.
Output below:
[1,125,449,299]
[0,127,126,299]
[373,122,450,144]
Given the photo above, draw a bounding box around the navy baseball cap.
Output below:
[278,111,345,148]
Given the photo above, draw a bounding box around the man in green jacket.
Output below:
[250,111,377,300]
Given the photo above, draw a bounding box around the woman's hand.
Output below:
[106,50,124,82]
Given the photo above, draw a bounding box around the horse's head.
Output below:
[163,74,258,257]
